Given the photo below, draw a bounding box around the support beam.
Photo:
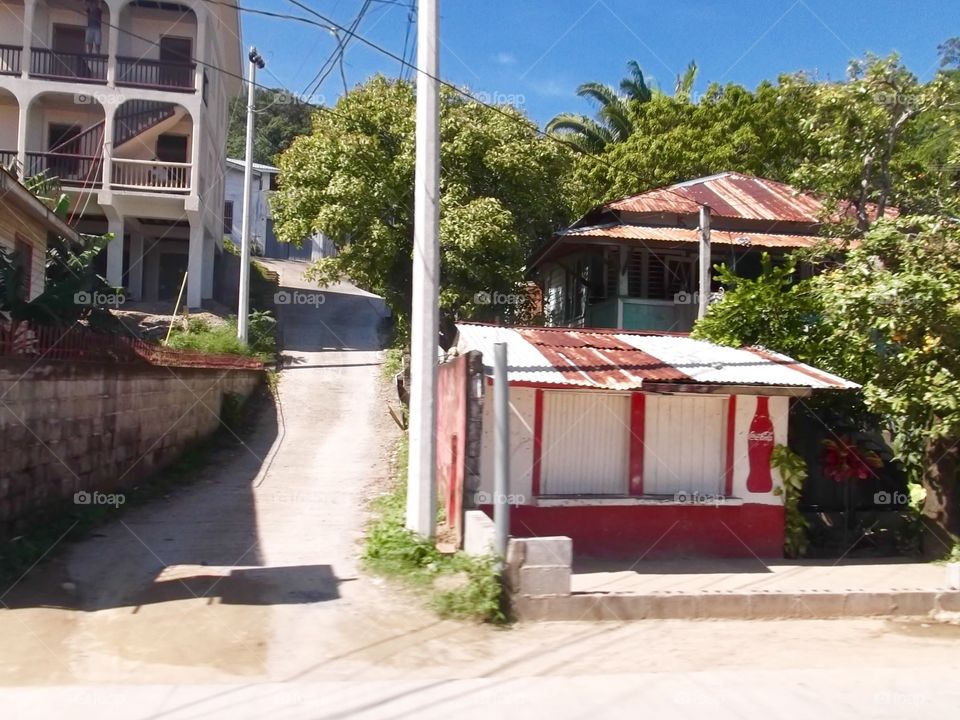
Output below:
[186,219,203,309]
[128,233,143,300]
[202,233,215,299]
[105,214,124,288]
[698,205,712,320]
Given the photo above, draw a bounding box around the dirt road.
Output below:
[1,261,958,718]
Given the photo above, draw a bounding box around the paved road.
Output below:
[2,260,959,718]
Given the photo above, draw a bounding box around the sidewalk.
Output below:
[514,558,960,621]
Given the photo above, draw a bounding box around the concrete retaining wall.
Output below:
[0,359,263,535]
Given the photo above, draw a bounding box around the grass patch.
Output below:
[167,311,278,363]
[381,345,404,380]
[0,386,270,587]
[363,438,507,624]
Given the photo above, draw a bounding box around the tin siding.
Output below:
[540,391,630,495]
[644,395,727,496]
[477,386,537,503]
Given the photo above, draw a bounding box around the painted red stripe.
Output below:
[531,388,544,496]
[629,392,645,495]
[725,395,737,496]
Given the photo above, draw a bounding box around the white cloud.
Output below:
[495,51,517,66]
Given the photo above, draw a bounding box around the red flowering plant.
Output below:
[821,436,884,483]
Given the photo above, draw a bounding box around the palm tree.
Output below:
[546,60,698,152]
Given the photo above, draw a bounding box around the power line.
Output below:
[299,0,372,101]
[212,0,709,209]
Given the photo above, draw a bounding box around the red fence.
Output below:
[0,321,263,370]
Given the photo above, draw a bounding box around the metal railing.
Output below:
[115,56,196,91]
[111,158,191,193]
[25,151,102,185]
[0,149,16,169]
[30,47,108,82]
[0,320,263,370]
[0,43,21,75]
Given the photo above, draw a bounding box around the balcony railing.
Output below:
[0,44,21,75]
[111,158,191,193]
[30,48,108,83]
[116,56,196,92]
[0,150,16,170]
[25,152,103,186]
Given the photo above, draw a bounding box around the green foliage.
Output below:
[692,253,833,365]
[167,311,277,361]
[771,445,810,558]
[226,88,315,164]
[363,438,506,623]
[272,75,572,333]
[0,234,118,327]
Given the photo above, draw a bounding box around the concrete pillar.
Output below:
[106,3,120,86]
[101,102,115,192]
[186,217,203,308]
[128,233,143,300]
[144,239,160,303]
[194,9,208,93]
[16,96,30,173]
[105,213,124,288]
[201,232,214,300]
[21,0,34,81]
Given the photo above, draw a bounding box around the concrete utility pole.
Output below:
[237,47,264,344]
[406,0,440,536]
[493,342,510,558]
[698,204,711,321]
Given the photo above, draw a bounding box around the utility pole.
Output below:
[493,342,510,558]
[238,47,264,343]
[698,204,711,321]
[406,0,440,536]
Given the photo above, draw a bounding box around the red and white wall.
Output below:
[477,385,789,558]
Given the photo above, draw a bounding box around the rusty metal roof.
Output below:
[604,172,898,223]
[559,223,825,249]
[454,323,857,392]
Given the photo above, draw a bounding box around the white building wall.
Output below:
[730,394,789,506]
[478,385,536,504]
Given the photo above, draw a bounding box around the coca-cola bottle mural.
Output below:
[746,397,775,493]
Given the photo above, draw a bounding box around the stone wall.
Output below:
[0,359,263,534]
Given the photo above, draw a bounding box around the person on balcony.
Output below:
[85,0,103,55]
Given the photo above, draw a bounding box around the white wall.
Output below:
[476,387,789,507]
[116,7,197,59]
[223,164,271,251]
[730,394,789,506]
[478,385,537,503]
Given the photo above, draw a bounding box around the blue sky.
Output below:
[241,0,959,127]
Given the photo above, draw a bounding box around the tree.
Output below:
[545,60,657,152]
[271,76,572,335]
[226,88,315,165]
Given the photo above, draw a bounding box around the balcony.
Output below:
[25,151,103,186]
[116,56,196,92]
[30,48,108,84]
[0,149,16,169]
[0,44,21,75]
[111,158,191,194]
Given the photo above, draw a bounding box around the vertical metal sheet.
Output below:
[644,395,726,496]
[541,391,629,495]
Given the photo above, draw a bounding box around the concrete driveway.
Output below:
[1,260,960,718]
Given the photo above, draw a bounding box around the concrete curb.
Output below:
[512,589,960,621]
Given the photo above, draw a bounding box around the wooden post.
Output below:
[698,205,711,321]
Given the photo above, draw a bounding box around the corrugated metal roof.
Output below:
[559,223,825,249]
[604,172,897,224]
[454,323,858,392]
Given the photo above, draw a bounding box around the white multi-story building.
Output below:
[0,0,241,308]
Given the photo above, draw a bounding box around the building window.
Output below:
[223,201,234,235]
[14,235,33,299]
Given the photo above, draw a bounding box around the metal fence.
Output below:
[0,321,263,370]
